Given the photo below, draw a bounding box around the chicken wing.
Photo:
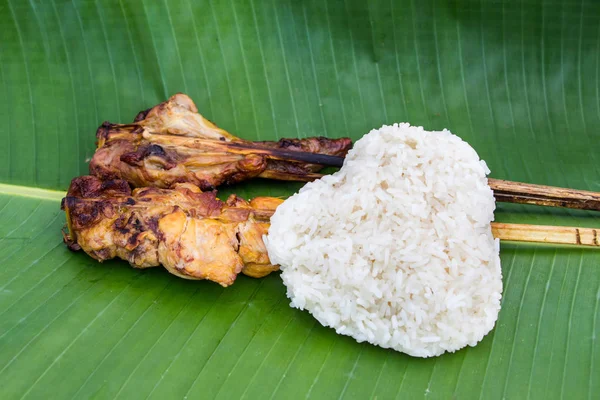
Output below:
[62,175,282,286]
[90,93,351,190]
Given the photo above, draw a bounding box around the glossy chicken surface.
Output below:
[90,93,351,190]
[62,175,283,286]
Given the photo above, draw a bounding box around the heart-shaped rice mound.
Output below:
[265,123,502,357]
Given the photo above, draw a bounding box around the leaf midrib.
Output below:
[0,183,65,202]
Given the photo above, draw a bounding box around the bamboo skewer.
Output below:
[225,142,348,166]
[488,178,600,211]
[491,223,600,247]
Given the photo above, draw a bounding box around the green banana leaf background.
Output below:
[1,0,599,398]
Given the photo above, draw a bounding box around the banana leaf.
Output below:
[1,0,599,398]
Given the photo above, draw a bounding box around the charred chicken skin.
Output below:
[62,175,282,287]
[90,93,351,190]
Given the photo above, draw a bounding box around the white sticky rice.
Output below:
[265,123,502,357]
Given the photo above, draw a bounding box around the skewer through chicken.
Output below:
[90,93,352,190]
[62,172,600,288]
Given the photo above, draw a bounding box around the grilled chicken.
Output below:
[62,175,282,286]
[90,93,351,190]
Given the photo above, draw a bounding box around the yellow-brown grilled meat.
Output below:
[61,175,283,287]
[90,93,351,190]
